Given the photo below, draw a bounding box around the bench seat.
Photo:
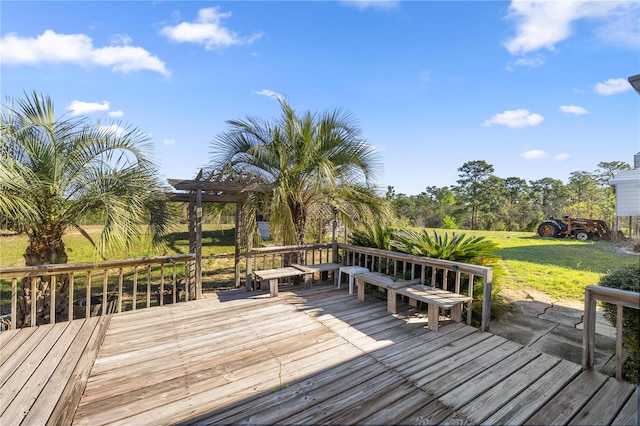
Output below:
[354,271,421,313]
[394,284,473,331]
[292,263,341,286]
[254,266,313,297]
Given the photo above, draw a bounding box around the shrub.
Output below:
[391,229,500,264]
[598,262,640,384]
[349,222,395,251]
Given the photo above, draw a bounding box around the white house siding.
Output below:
[610,169,640,216]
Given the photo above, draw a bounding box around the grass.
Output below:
[426,229,639,301]
[1,225,638,304]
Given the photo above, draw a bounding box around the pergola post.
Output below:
[195,188,203,298]
[234,202,242,288]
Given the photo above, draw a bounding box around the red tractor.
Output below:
[537,216,613,241]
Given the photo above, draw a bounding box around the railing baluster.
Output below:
[146,265,152,308]
[11,277,17,329]
[160,264,165,306]
[102,270,108,316]
[30,277,36,326]
[184,260,190,302]
[172,263,177,304]
[132,267,138,311]
[85,271,92,319]
[50,275,56,324]
[117,268,123,313]
[68,272,74,321]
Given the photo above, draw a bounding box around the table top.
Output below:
[254,267,308,280]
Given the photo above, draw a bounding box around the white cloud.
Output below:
[503,1,639,55]
[483,109,544,128]
[555,153,570,160]
[559,105,589,115]
[339,0,399,11]
[99,124,126,137]
[594,78,632,95]
[0,30,169,75]
[506,54,545,71]
[108,110,124,118]
[160,7,262,50]
[521,150,549,160]
[254,89,285,102]
[67,100,110,116]
[163,138,176,145]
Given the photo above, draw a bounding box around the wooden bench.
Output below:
[254,266,313,297]
[354,271,421,313]
[292,262,341,286]
[394,284,473,332]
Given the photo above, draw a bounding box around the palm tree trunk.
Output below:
[18,235,70,327]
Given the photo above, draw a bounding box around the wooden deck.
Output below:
[1,284,637,425]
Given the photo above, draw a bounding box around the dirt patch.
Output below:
[500,287,558,305]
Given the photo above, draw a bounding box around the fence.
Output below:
[0,254,196,330]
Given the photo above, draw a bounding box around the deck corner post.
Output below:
[582,286,596,371]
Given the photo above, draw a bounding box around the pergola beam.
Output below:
[166,192,248,203]
[167,179,272,193]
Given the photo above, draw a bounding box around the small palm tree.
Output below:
[393,229,500,264]
[210,97,390,248]
[349,222,396,251]
[0,92,173,326]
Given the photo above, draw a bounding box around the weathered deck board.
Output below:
[0,283,637,426]
[0,316,108,426]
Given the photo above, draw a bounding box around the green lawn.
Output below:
[428,229,638,301]
[1,225,638,303]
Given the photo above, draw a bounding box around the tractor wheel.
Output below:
[537,222,559,238]
[574,231,590,241]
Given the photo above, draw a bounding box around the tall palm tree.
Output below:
[0,92,173,326]
[210,97,389,248]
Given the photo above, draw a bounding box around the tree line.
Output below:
[385,159,631,232]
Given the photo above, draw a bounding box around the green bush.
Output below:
[349,222,395,250]
[598,262,640,384]
[391,229,500,264]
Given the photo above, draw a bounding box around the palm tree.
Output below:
[210,97,389,248]
[0,92,173,326]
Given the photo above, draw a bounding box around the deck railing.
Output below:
[246,243,335,276]
[0,253,196,330]
[582,285,640,380]
[246,242,494,331]
[338,243,494,331]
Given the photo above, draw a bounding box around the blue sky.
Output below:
[2,1,639,196]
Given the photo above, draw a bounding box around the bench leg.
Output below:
[466,301,472,325]
[304,273,312,290]
[269,279,278,297]
[387,289,397,314]
[451,304,463,323]
[428,304,440,332]
[409,298,418,308]
[357,278,365,301]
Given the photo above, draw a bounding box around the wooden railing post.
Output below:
[582,287,596,372]
[481,270,492,332]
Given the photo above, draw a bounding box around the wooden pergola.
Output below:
[167,170,272,294]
